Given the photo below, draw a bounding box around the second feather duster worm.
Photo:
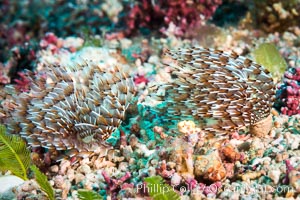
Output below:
[157,47,275,136]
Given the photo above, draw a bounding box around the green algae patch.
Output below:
[30,165,55,200]
[0,125,30,180]
[253,43,287,80]
[77,189,103,200]
[144,175,180,200]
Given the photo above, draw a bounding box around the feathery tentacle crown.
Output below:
[9,60,135,157]
[160,47,275,135]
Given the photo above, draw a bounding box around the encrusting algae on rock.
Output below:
[155,47,276,137]
[8,58,136,160]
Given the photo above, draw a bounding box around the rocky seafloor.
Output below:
[1,1,300,200]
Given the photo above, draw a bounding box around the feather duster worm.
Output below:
[156,47,275,136]
[8,60,135,159]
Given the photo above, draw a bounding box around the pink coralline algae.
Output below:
[186,179,222,196]
[40,32,60,54]
[157,160,175,178]
[200,181,222,196]
[40,32,58,48]
[277,67,300,116]
[102,171,131,198]
[124,0,222,36]
[284,159,295,184]
[14,72,31,92]
[134,74,149,85]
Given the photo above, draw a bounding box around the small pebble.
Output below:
[80,158,90,165]
[276,154,283,162]
[171,173,181,186]
[62,181,71,199]
[268,170,281,184]
[118,162,129,172]
[148,167,156,177]
[21,180,39,192]
[150,159,158,166]
[59,160,71,175]
[54,175,65,189]
[75,173,85,184]
[50,165,59,173]
[67,168,75,182]
[78,164,92,175]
